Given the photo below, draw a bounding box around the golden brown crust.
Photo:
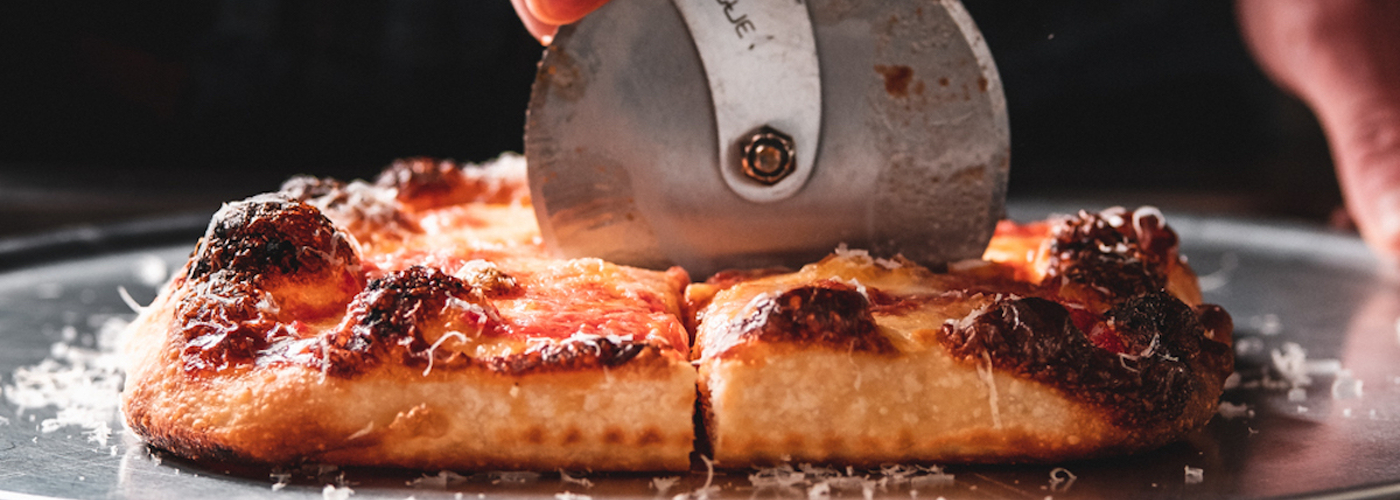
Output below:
[694,207,1233,466]
[123,155,695,471]
[125,154,1232,470]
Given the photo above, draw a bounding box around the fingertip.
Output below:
[527,0,611,26]
[511,0,561,45]
[1354,191,1400,273]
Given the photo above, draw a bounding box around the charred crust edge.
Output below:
[485,337,660,376]
[939,292,1232,428]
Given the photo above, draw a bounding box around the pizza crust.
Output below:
[701,346,1132,465]
[121,156,696,471]
[122,156,1232,471]
[692,209,1233,466]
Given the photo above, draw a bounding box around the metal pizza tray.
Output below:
[2,203,1398,500]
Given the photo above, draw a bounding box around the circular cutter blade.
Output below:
[526,0,1009,277]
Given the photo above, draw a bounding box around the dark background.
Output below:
[0,0,1341,238]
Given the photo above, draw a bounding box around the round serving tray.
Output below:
[2,204,1398,500]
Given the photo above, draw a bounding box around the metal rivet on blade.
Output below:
[741,126,796,185]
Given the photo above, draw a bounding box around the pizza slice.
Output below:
[687,208,1234,465]
[122,156,1233,471]
[121,157,696,471]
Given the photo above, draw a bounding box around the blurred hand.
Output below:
[511,0,611,43]
[1239,0,1400,264]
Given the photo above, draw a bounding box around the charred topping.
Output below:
[188,194,359,283]
[376,157,526,208]
[376,158,472,211]
[322,265,656,377]
[486,337,653,375]
[1044,208,1178,305]
[324,266,495,375]
[280,174,418,234]
[939,292,1232,427]
[177,195,366,374]
[279,175,344,201]
[175,279,288,373]
[735,281,896,354]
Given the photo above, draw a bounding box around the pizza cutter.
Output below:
[525,0,1009,277]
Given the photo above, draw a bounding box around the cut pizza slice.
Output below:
[688,208,1234,465]
[121,156,696,471]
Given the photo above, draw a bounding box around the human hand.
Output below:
[1238,0,1400,264]
[511,0,611,43]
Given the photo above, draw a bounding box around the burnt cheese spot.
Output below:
[177,194,363,373]
[1044,209,1178,304]
[325,266,495,375]
[486,338,651,375]
[736,281,895,354]
[376,158,473,211]
[281,174,417,234]
[279,175,344,202]
[939,293,1232,427]
[175,279,284,373]
[376,157,526,209]
[189,194,359,284]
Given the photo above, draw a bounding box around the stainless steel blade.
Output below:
[670,0,822,203]
[526,0,1009,277]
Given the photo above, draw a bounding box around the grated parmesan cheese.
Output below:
[116,286,146,313]
[672,455,721,500]
[1196,252,1238,293]
[554,493,591,500]
[1217,401,1254,419]
[976,351,1003,428]
[1250,314,1282,336]
[5,329,127,448]
[132,254,170,287]
[1047,467,1077,492]
[271,472,292,491]
[1271,343,1312,387]
[559,470,595,489]
[1234,337,1265,357]
[1331,370,1363,400]
[408,471,469,489]
[1223,372,1242,390]
[833,243,869,260]
[422,331,470,376]
[322,484,354,500]
[1183,466,1203,485]
[650,476,681,495]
